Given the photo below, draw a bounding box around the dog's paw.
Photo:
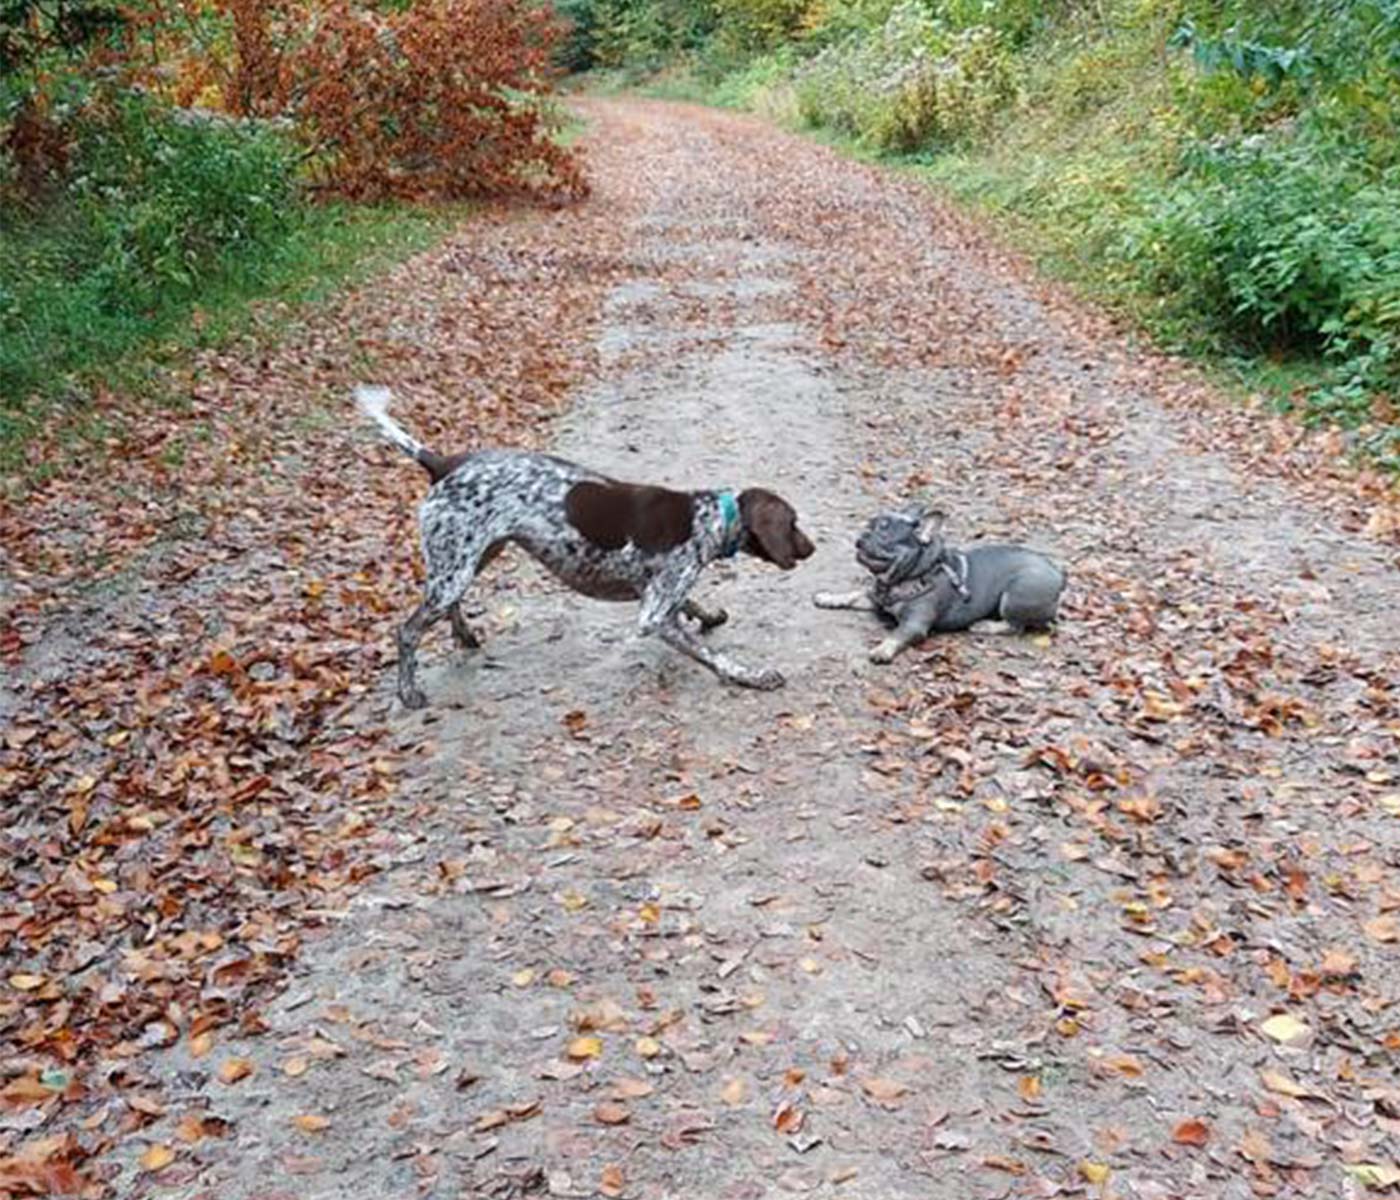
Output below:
[868,640,899,665]
[732,666,785,691]
[697,607,729,632]
[451,624,484,651]
[400,687,429,711]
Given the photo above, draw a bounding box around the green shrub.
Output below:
[795,2,1015,152]
[1,94,300,404]
[1119,135,1400,424]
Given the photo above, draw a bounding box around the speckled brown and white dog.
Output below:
[356,386,815,708]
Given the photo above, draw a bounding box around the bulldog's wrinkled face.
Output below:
[855,504,944,577]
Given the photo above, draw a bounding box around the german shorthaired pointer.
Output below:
[814,503,1066,664]
[357,386,815,708]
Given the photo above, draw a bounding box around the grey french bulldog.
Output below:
[813,505,1067,663]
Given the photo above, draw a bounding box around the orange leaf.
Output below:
[860,1076,908,1104]
[594,1102,630,1126]
[1172,1118,1211,1147]
[1364,914,1399,943]
[292,1114,331,1133]
[599,1164,625,1198]
[773,1102,804,1133]
[138,1144,175,1172]
[611,1077,653,1100]
[217,1058,254,1085]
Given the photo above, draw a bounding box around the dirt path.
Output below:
[5,98,1400,1200]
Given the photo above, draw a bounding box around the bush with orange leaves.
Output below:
[119,0,587,202]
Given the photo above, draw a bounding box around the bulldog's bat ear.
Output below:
[916,508,947,544]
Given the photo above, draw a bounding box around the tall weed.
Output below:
[794,2,1014,152]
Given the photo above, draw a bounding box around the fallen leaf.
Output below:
[1260,1013,1311,1044]
[217,1058,254,1084]
[281,1055,309,1077]
[611,1077,654,1099]
[559,889,589,912]
[567,1036,603,1060]
[1238,1127,1272,1164]
[138,1145,174,1172]
[594,1102,630,1125]
[1345,1163,1400,1190]
[1078,1161,1109,1184]
[773,1101,804,1133]
[721,1077,748,1106]
[1017,1075,1041,1101]
[127,1094,166,1117]
[165,1109,217,1143]
[8,974,45,991]
[635,1036,661,1058]
[859,1077,908,1105]
[1364,914,1399,944]
[1320,947,1357,975]
[1259,1069,1309,1099]
[292,1114,331,1133]
[599,1163,625,1198]
[1172,1118,1211,1147]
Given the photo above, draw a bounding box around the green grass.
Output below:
[0,198,463,480]
[0,95,473,482]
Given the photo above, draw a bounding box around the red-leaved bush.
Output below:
[114,0,586,202]
[226,0,586,200]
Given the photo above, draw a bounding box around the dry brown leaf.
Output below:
[138,1144,174,1172]
[860,1077,908,1104]
[773,1102,804,1134]
[599,1164,625,1198]
[721,1077,748,1106]
[1238,1127,1272,1164]
[1172,1118,1211,1147]
[594,1102,630,1125]
[217,1058,254,1084]
[1259,1069,1308,1099]
[292,1114,331,1133]
[1364,914,1399,943]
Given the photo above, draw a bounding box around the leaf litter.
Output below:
[2,95,1399,1199]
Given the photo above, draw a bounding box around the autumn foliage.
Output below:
[8,0,586,203]
[208,0,589,201]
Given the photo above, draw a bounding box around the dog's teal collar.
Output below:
[717,491,741,558]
